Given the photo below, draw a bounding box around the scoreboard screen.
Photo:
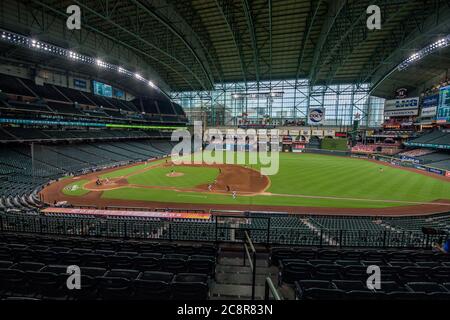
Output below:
[93,80,113,98]
[437,85,450,123]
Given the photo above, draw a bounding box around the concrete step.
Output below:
[210,283,265,300]
[216,272,277,286]
[216,264,278,274]
[219,256,269,268]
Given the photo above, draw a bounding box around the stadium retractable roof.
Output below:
[0,0,449,92]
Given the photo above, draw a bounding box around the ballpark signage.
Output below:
[42,207,212,220]
[421,94,439,118]
[421,106,437,117]
[400,156,420,164]
[301,129,311,136]
[422,94,439,108]
[308,108,325,125]
[437,85,450,123]
[395,88,408,99]
[384,97,419,117]
[428,167,445,175]
[312,130,323,136]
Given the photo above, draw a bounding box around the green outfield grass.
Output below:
[66,153,450,208]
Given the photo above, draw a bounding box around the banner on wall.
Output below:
[428,167,445,175]
[257,129,267,135]
[292,143,305,153]
[289,129,299,136]
[400,156,420,164]
[421,94,439,118]
[384,97,419,117]
[301,129,311,136]
[421,106,437,117]
[422,94,439,108]
[312,130,323,136]
[308,108,325,125]
[324,129,335,136]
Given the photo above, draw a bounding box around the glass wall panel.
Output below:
[171,80,385,127]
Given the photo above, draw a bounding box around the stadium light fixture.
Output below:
[0,28,162,93]
[96,59,106,67]
[397,34,450,71]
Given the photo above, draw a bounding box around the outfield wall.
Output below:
[350,153,449,177]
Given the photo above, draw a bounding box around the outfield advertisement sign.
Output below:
[301,129,311,136]
[308,108,325,125]
[413,164,445,176]
[428,167,445,175]
[400,156,420,164]
[292,143,305,153]
[384,97,419,117]
[312,130,323,136]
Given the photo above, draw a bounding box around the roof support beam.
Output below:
[268,0,272,84]
[130,0,215,88]
[214,0,247,88]
[60,0,208,90]
[242,0,260,88]
[24,0,194,91]
[308,0,346,84]
[295,0,324,81]
[323,0,411,87]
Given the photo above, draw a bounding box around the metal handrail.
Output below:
[0,212,447,249]
[264,277,282,300]
[243,230,257,300]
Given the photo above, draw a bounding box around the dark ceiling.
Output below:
[1,0,449,93]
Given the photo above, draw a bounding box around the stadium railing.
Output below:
[0,211,446,249]
[264,277,282,300]
[243,230,257,299]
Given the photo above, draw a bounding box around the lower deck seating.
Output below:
[0,233,217,300]
[0,138,173,210]
[271,247,450,299]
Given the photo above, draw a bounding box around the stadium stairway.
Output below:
[210,249,278,300]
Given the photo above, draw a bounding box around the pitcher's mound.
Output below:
[166,172,184,177]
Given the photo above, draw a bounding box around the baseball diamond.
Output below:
[0,0,450,305]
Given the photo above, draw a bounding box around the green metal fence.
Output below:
[0,211,446,249]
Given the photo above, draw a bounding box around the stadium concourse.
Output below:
[0,0,449,305]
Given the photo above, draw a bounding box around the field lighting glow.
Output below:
[397,34,450,71]
[0,28,161,93]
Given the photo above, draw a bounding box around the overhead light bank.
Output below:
[397,35,450,71]
[0,29,160,91]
